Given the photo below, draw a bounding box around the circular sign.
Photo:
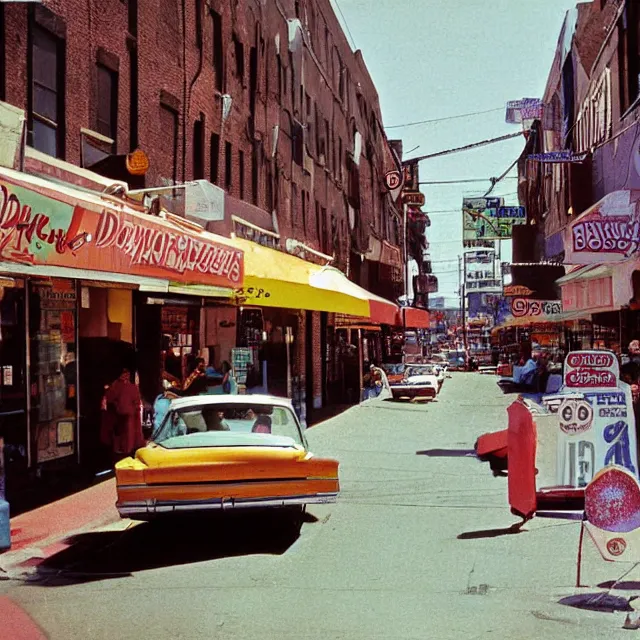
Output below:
[384,170,401,190]
[126,149,150,176]
[607,537,627,557]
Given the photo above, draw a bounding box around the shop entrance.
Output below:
[0,281,28,496]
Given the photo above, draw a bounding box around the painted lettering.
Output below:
[95,209,242,283]
[604,421,636,474]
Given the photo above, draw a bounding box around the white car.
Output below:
[390,365,439,401]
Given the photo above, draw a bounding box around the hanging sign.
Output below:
[505,98,543,124]
[384,170,402,191]
[402,191,425,207]
[509,298,562,319]
[503,284,534,297]
[528,151,588,163]
[463,197,525,241]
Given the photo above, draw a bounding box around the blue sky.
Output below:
[330,0,579,303]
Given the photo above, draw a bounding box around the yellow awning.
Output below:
[228,238,371,316]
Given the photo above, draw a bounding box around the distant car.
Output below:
[115,395,340,522]
[390,365,439,401]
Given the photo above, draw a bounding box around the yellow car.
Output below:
[115,395,339,520]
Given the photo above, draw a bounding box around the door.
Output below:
[0,282,28,493]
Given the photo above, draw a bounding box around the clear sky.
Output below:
[330,0,579,304]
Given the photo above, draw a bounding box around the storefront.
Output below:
[0,166,244,496]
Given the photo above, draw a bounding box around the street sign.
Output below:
[462,197,525,241]
[402,191,425,207]
[384,170,401,190]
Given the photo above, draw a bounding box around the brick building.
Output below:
[0,0,408,416]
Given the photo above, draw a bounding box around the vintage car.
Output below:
[390,365,439,401]
[115,395,339,520]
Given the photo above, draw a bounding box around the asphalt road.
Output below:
[2,373,638,639]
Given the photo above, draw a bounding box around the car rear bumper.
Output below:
[391,385,437,399]
[117,493,339,517]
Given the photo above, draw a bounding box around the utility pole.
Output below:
[461,251,468,352]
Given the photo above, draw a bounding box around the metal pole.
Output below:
[358,328,364,402]
[462,252,468,352]
[285,327,292,399]
[403,203,409,304]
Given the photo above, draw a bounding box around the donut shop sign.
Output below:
[564,351,618,388]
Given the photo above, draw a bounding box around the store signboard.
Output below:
[564,190,640,264]
[0,174,244,288]
[542,350,638,488]
[463,197,526,241]
[527,151,588,163]
[509,298,562,319]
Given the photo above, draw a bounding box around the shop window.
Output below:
[225,141,232,191]
[29,279,77,464]
[210,132,220,185]
[239,149,245,199]
[192,115,205,180]
[30,24,65,158]
[211,9,223,92]
[159,103,178,184]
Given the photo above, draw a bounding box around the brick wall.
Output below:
[2,0,402,285]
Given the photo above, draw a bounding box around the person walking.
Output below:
[101,368,145,465]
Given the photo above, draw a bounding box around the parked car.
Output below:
[115,395,340,522]
[447,350,468,371]
[390,365,439,401]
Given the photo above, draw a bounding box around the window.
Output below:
[619,4,640,114]
[251,146,259,205]
[233,33,244,82]
[31,25,65,158]
[301,190,307,234]
[225,141,232,191]
[96,64,117,147]
[210,132,220,184]
[212,9,223,92]
[289,52,295,107]
[159,104,178,184]
[338,138,343,182]
[277,55,282,104]
[239,150,245,199]
[192,115,204,180]
[195,0,203,48]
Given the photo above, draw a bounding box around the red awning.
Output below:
[369,297,400,325]
[400,306,430,329]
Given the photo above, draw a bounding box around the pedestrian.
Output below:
[182,357,208,396]
[629,340,640,366]
[102,368,145,464]
[221,361,232,394]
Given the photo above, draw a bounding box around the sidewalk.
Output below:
[0,478,120,578]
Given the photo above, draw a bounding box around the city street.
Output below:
[0,373,634,639]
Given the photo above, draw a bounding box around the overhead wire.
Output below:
[403,131,523,164]
[386,106,504,129]
[333,0,357,50]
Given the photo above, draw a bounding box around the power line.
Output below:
[420,177,518,185]
[386,107,504,129]
[333,0,357,50]
[484,157,521,197]
[404,131,523,164]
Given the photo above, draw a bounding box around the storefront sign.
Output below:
[402,191,425,207]
[542,350,638,488]
[503,284,534,297]
[510,298,562,318]
[0,175,244,288]
[463,197,525,241]
[564,351,618,389]
[565,190,640,264]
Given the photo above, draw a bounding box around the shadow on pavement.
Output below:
[558,593,637,613]
[416,449,477,457]
[457,523,525,539]
[31,510,308,586]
